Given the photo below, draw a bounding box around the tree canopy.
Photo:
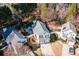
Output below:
[0,6,12,23]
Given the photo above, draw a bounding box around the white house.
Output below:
[33,21,50,44]
[61,22,77,39]
[5,30,27,45]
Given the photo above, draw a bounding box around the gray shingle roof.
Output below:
[33,21,49,35]
[5,31,27,44]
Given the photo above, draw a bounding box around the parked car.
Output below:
[69,45,75,55]
[75,34,79,43]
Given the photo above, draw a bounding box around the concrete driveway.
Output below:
[62,44,74,56]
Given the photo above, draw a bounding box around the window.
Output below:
[39,35,43,38]
[63,27,66,30]
[45,35,50,38]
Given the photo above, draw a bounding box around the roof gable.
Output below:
[6,31,27,44]
[33,21,49,35]
[61,22,76,33]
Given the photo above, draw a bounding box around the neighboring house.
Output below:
[3,29,36,56]
[61,22,76,55]
[2,26,27,46]
[33,21,50,44]
[5,30,27,45]
[3,27,36,56]
[61,22,77,39]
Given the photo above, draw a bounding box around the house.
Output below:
[3,28,36,56]
[4,28,27,45]
[33,21,50,44]
[61,22,77,39]
[2,27,32,56]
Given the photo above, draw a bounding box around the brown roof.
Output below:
[34,40,63,56]
[4,44,32,56]
[34,40,79,56]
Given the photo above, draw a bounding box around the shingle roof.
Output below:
[5,31,27,44]
[33,21,49,35]
[61,22,76,33]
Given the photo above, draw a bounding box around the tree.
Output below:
[38,4,57,22]
[12,3,37,15]
[0,5,13,30]
[0,6,12,23]
[64,4,77,22]
[50,33,58,42]
[55,3,69,25]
